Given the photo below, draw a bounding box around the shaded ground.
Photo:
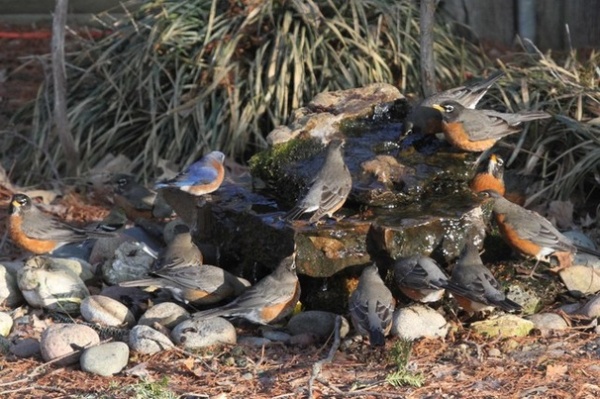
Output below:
[1,25,600,399]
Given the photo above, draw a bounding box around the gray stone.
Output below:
[102,241,156,285]
[9,338,41,358]
[89,235,136,266]
[40,324,100,365]
[563,231,600,267]
[44,257,95,282]
[80,295,136,327]
[559,266,600,296]
[470,315,534,338]
[260,329,291,343]
[0,264,24,307]
[80,342,129,376]
[286,311,350,340]
[577,295,600,319]
[0,312,13,336]
[527,313,569,332]
[171,317,236,349]
[391,304,449,340]
[128,325,174,355]
[18,256,89,314]
[138,302,190,329]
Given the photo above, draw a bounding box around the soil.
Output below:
[1,25,600,399]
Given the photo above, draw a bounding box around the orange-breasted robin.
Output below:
[469,154,505,196]
[118,263,250,306]
[393,255,449,303]
[403,71,504,136]
[349,264,395,347]
[155,151,226,196]
[284,139,352,223]
[445,241,522,313]
[480,190,600,269]
[192,253,299,324]
[110,174,156,220]
[431,101,551,152]
[8,193,114,255]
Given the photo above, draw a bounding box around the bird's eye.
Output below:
[118,178,128,187]
[496,157,504,166]
[444,105,455,113]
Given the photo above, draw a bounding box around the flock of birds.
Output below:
[6,70,600,347]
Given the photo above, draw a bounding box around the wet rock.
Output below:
[171,317,236,349]
[40,324,100,365]
[0,312,12,336]
[0,264,24,307]
[577,295,600,319]
[102,241,156,285]
[527,313,569,332]
[80,295,136,327]
[138,302,190,329]
[470,315,534,338]
[80,342,129,376]
[559,266,600,296]
[128,325,174,354]
[265,83,403,145]
[391,304,449,340]
[18,256,89,314]
[286,311,350,340]
[9,338,41,358]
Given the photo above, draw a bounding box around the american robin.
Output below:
[192,253,299,324]
[445,242,522,313]
[8,193,114,255]
[469,154,505,196]
[284,139,352,223]
[480,189,600,270]
[118,263,250,306]
[403,71,504,136]
[159,225,203,269]
[110,174,156,220]
[431,101,551,152]
[348,264,395,347]
[155,151,226,196]
[393,255,449,303]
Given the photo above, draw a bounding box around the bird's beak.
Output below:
[431,104,445,113]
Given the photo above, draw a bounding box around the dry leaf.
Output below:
[545,363,568,379]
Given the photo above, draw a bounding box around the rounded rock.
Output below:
[128,325,174,355]
[171,317,236,349]
[40,323,100,365]
[577,294,600,319]
[46,257,95,282]
[80,342,129,376]
[102,241,156,285]
[527,313,569,332]
[0,312,13,336]
[238,336,273,347]
[0,264,24,307]
[391,304,449,340]
[138,302,190,329]
[81,295,136,327]
[18,256,89,314]
[287,311,350,340]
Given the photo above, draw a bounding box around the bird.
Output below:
[444,241,522,313]
[95,207,128,233]
[154,151,226,196]
[7,193,114,255]
[480,189,600,271]
[192,253,300,324]
[118,263,250,306]
[402,71,504,136]
[469,154,506,196]
[393,255,450,303]
[431,101,551,152]
[348,264,395,347]
[158,225,203,269]
[284,139,352,223]
[110,174,157,220]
